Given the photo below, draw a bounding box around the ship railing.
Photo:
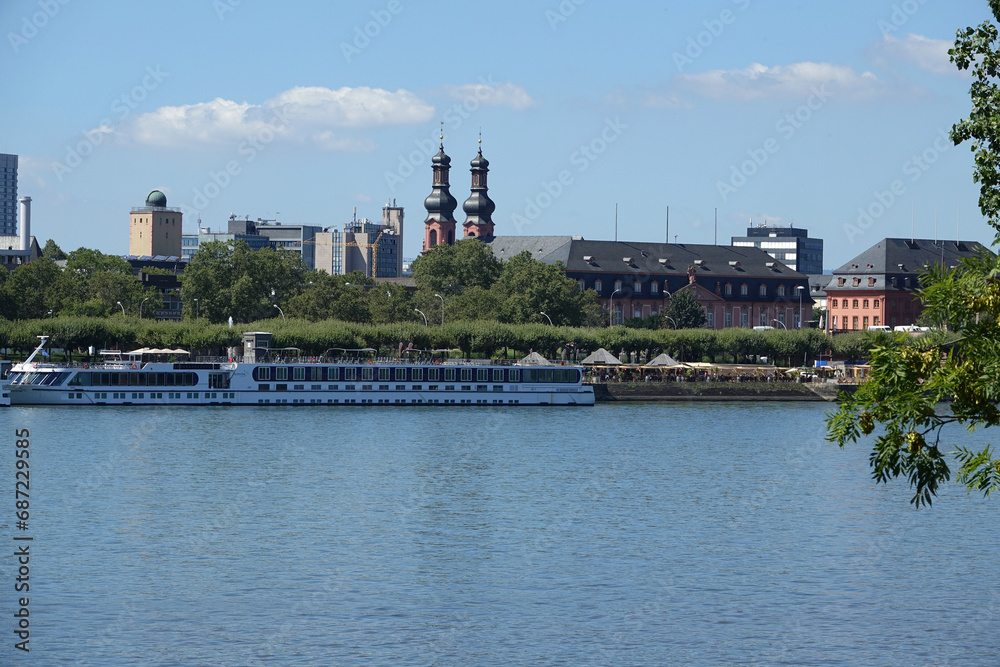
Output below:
[16,361,138,370]
[194,355,556,367]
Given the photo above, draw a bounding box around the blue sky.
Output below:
[0,0,994,271]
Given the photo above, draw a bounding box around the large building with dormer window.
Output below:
[824,237,989,332]
[488,236,812,328]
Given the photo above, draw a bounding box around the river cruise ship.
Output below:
[5,333,594,407]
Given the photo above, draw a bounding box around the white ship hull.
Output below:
[7,360,594,407]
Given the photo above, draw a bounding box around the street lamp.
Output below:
[194,298,199,321]
[796,285,804,328]
[140,297,150,319]
[609,288,622,326]
[540,311,553,326]
[665,315,677,330]
[414,308,428,326]
[273,304,285,321]
[116,301,126,318]
[434,293,445,325]
[773,319,787,330]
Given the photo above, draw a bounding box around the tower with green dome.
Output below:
[129,189,183,258]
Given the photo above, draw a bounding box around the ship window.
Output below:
[509,369,520,383]
[395,368,406,381]
[276,367,288,381]
[428,368,439,381]
[344,367,356,381]
[477,369,488,382]
[294,367,305,381]
[461,368,473,382]
[362,368,373,381]
[326,367,340,381]
[379,368,390,381]
[445,369,456,382]
[492,369,503,382]
[412,368,423,381]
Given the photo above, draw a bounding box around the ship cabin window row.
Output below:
[250,366,581,384]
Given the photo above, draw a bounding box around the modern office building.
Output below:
[0,153,17,237]
[732,224,823,275]
[315,202,405,278]
[254,221,323,269]
[1,195,40,271]
[183,216,270,260]
[129,190,183,258]
[182,216,319,267]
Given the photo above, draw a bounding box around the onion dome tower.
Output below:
[462,135,495,239]
[423,125,458,251]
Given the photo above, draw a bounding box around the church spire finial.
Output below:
[439,120,444,149]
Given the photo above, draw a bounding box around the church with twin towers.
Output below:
[422,133,495,251]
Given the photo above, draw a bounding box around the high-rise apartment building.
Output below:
[0,154,17,237]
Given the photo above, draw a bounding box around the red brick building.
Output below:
[825,238,989,332]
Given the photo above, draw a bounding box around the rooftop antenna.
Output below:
[615,203,618,242]
[714,207,717,245]
[957,204,961,244]
[910,200,914,244]
[666,205,669,244]
[934,201,938,244]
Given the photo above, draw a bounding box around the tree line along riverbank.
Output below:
[0,316,893,366]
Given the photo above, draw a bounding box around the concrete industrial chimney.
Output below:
[18,196,30,252]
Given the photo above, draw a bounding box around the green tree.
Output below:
[0,257,73,319]
[492,252,599,326]
[665,288,707,329]
[285,271,375,323]
[41,239,67,260]
[181,241,306,323]
[828,3,1000,506]
[410,238,502,295]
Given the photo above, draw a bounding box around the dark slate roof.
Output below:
[488,236,805,278]
[831,238,988,275]
[488,236,575,265]
[825,238,991,293]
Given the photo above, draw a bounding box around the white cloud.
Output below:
[871,33,961,76]
[677,62,885,101]
[440,81,535,110]
[105,86,435,150]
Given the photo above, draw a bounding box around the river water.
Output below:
[4,402,998,665]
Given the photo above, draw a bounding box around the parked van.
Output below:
[894,325,929,333]
[867,325,892,332]
[752,325,775,331]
